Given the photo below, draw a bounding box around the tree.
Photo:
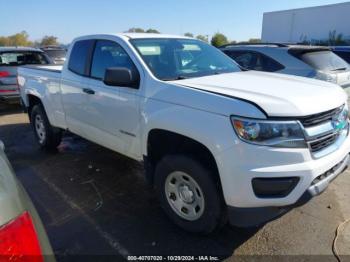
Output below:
[248,38,261,43]
[299,34,309,44]
[126,28,145,33]
[0,31,33,46]
[40,35,59,46]
[328,30,346,45]
[211,33,229,47]
[196,35,208,42]
[0,36,10,46]
[184,32,194,38]
[146,28,160,34]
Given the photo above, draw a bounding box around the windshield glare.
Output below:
[131,38,240,80]
[301,51,350,72]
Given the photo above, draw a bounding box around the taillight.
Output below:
[0,71,10,78]
[0,211,43,262]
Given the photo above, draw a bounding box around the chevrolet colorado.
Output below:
[18,34,350,233]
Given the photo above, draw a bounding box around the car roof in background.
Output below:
[40,45,67,50]
[220,43,331,52]
[331,46,350,51]
[220,43,289,49]
[0,46,43,52]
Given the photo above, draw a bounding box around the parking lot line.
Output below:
[40,175,131,258]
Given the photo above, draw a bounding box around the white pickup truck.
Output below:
[18,33,350,234]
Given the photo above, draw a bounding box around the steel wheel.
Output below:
[165,171,205,221]
[34,114,46,144]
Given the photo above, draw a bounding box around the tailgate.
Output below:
[0,66,18,89]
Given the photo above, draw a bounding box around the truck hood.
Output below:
[174,71,347,117]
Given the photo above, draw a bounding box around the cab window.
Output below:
[90,40,136,80]
[68,40,94,76]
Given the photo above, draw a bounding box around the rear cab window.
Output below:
[68,40,95,76]
[0,51,49,66]
[224,50,284,72]
[294,50,350,72]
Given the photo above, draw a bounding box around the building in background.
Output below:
[262,2,350,44]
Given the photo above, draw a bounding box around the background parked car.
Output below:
[220,43,350,96]
[40,46,67,65]
[0,140,54,261]
[0,47,51,103]
[331,46,350,64]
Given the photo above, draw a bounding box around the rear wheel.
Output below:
[155,155,226,234]
[31,104,62,150]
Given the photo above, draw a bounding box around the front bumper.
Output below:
[215,126,350,209]
[227,153,349,227]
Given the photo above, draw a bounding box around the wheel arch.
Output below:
[27,94,43,118]
[145,129,221,187]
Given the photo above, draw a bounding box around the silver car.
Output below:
[0,47,51,103]
[0,140,54,261]
[220,44,350,96]
[40,46,67,65]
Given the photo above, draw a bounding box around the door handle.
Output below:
[83,88,95,95]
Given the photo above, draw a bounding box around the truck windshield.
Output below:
[300,51,350,72]
[130,38,240,80]
[0,51,50,66]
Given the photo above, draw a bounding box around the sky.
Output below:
[0,0,348,44]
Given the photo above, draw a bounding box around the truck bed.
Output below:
[22,64,63,73]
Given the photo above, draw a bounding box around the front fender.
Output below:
[142,98,236,158]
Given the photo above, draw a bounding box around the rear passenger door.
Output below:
[61,39,95,136]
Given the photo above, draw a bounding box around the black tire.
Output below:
[30,104,62,150]
[154,155,226,234]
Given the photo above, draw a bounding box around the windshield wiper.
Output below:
[162,75,190,81]
[331,67,347,71]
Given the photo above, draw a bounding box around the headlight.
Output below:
[332,104,349,131]
[231,117,306,148]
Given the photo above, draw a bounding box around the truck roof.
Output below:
[121,33,191,39]
[74,33,192,42]
[0,46,43,52]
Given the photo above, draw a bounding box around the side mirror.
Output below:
[103,67,140,88]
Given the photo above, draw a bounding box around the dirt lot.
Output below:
[0,103,350,261]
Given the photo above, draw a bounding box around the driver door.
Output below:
[84,39,142,159]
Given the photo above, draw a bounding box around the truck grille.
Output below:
[309,133,340,153]
[299,106,343,128]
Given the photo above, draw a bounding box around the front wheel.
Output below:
[155,155,226,234]
[31,104,62,150]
